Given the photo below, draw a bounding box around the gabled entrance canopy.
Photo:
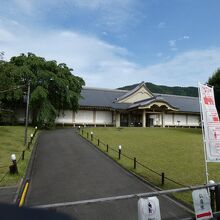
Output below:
[114,82,179,127]
[128,96,178,112]
[115,81,154,103]
[115,82,178,112]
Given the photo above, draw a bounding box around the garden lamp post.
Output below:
[10,154,18,174]
[24,82,30,147]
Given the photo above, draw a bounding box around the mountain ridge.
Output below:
[118,82,198,97]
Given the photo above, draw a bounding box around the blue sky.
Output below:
[0,0,220,88]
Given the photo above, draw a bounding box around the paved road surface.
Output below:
[0,186,17,204]
[26,129,193,220]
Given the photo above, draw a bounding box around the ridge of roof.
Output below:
[82,86,199,99]
[82,86,128,92]
[154,93,199,99]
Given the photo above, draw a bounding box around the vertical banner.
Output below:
[199,83,220,162]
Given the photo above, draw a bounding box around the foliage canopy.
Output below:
[0,53,85,127]
[208,68,220,112]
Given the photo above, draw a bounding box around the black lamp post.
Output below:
[24,82,30,147]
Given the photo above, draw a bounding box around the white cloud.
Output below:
[0,24,136,87]
[0,20,219,88]
[168,35,190,51]
[10,0,139,32]
[142,48,220,86]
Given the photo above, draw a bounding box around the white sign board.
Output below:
[138,198,148,220]
[138,197,161,220]
[199,83,220,162]
[192,189,213,220]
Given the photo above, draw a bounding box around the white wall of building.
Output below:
[96,111,112,124]
[173,114,187,126]
[163,113,200,126]
[14,108,200,127]
[187,115,200,126]
[155,114,162,126]
[75,110,93,124]
[164,114,173,126]
[39,109,114,125]
[55,110,73,124]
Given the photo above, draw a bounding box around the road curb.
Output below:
[18,180,29,207]
[15,131,40,206]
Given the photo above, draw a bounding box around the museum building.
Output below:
[55,82,201,127]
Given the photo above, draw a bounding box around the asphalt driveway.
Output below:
[25,128,193,220]
[0,186,17,204]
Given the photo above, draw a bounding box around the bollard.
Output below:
[134,157,136,169]
[34,126,37,136]
[118,145,122,160]
[87,132,89,139]
[161,172,165,185]
[22,150,25,160]
[98,139,100,146]
[210,189,215,212]
[9,154,18,174]
[209,180,216,211]
[106,144,109,152]
[215,184,220,220]
[30,133,33,143]
[78,126,81,132]
[27,141,31,150]
[91,132,93,141]
[82,129,84,135]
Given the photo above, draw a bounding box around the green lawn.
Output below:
[0,126,36,186]
[81,127,220,203]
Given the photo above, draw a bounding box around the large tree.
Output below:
[208,68,220,113]
[0,53,85,127]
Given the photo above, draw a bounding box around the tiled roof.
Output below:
[156,93,200,113]
[79,87,129,109]
[79,87,200,113]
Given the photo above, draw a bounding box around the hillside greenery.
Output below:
[118,82,198,97]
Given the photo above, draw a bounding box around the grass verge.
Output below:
[0,126,37,187]
[80,127,220,204]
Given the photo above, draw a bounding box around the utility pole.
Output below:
[24,82,30,147]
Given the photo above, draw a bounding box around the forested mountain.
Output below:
[118,82,198,97]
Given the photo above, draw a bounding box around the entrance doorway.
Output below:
[146,115,154,127]
[120,113,128,127]
[130,113,142,127]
